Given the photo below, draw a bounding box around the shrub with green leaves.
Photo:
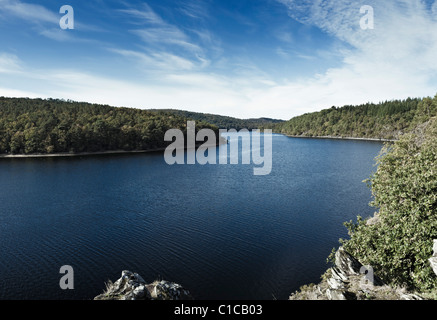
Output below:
[341,117,437,293]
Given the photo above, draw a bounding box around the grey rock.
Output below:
[366,214,380,226]
[429,239,437,276]
[150,280,192,300]
[401,293,424,300]
[334,248,385,287]
[326,289,347,300]
[327,277,345,290]
[330,264,349,282]
[333,247,363,277]
[289,245,424,300]
[94,270,192,300]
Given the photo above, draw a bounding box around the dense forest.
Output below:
[151,109,284,130]
[275,95,437,140]
[1,94,436,155]
[0,97,218,155]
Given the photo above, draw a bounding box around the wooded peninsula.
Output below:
[0,97,221,155]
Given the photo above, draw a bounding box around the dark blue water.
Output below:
[0,134,383,300]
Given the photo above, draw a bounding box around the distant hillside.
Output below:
[0,97,218,155]
[275,96,437,140]
[150,109,284,130]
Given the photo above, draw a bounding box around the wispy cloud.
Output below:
[38,28,76,42]
[0,60,250,117]
[0,0,103,41]
[178,0,210,20]
[118,2,209,68]
[264,0,437,117]
[109,48,196,72]
[3,1,437,120]
[118,4,165,25]
[0,53,22,73]
[0,48,273,119]
[0,0,58,24]
[132,28,202,54]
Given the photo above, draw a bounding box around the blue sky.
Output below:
[1,0,437,119]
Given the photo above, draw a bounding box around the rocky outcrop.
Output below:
[289,247,424,300]
[95,239,437,300]
[94,270,192,300]
[429,240,437,276]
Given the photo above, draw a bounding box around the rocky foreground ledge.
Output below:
[94,270,192,300]
[289,242,437,300]
[95,240,437,300]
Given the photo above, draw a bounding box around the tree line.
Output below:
[0,97,218,155]
[1,94,436,155]
[275,95,437,140]
[152,109,284,130]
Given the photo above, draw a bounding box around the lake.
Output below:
[0,134,384,300]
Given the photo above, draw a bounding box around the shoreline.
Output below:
[0,139,227,159]
[0,148,167,159]
[283,134,397,142]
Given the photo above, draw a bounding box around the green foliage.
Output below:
[151,109,284,130]
[341,115,437,293]
[0,97,218,155]
[275,97,436,140]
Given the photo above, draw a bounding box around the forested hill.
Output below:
[150,109,284,130]
[2,94,436,155]
[0,97,218,155]
[275,95,437,140]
